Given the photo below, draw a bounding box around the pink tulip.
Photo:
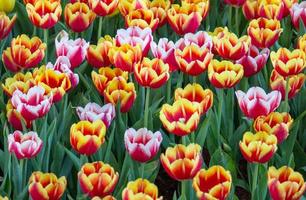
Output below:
[55,30,89,70]
[224,0,246,6]
[124,128,162,163]
[8,131,43,159]
[150,38,179,72]
[76,103,115,128]
[11,86,53,121]
[115,26,153,57]
[46,56,79,88]
[183,31,213,50]
[236,87,282,119]
[236,45,270,77]
[290,2,306,29]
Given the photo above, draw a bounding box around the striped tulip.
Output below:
[270,48,305,77]
[254,112,293,143]
[270,70,305,100]
[247,18,282,49]
[174,83,213,115]
[124,128,162,162]
[268,166,306,200]
[283,0,298,16]
[134,57,170,88]
[64,2,96,32]
[193,166,232,200]
[181,0,210,19]
[0,12,16,40]
[118,0,148,16]
[0,0,15,12]
[257,0,285,20]
[91,67,128,95]
[224,0,246,6]
[242,0,259,20]
[2,72,35,97]
[125,9,159,31]
[236,87,282,119]
[160,143,202,180]
[6,100,32,130]
[183,30,213,50]
[28,172,67,200]
[2,34,46,72]
[122,178,162,200]
[78,161,119,198]
[103,77,136,113]
[70,120,106,155]
[159,99,200,136]
[208,60,244,88]
[26,0,62,29]
[297,34,306,55]
[88,0,119,16]
[149,0,171,27]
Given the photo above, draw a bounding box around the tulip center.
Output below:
[178,117,186,123]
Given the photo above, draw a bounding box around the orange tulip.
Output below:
[92,67,128,96]
[122,178,162,200]
[159,99,200,136]
[2,72,35,97]
[6,100,32,130]
[270,48,305,77]
[78,161,119,198]
[174,83,213,115]
[103,77,136,113]
[64,2,96,32]
[0,12,16,40]
[160,143,202,180]
[268,166,306,200]
[247,17,283,49]
[70,120,106,155]
[193,166,232,200]
[118,0,149,16]
[134,57,170,88]
[239,131,277,163]
[26,0,62,29]
[297,34,306,55]
[208,59,244,88]
[258,0,285,20]
[125,9,159,31]
[88,0,119,16]
[149,0,171,27]
[254,112,293,143]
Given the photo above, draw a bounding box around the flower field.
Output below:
[0,0,306,199]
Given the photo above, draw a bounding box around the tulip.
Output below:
[103,77,136,113]
[92,196,116,200]
[28,171,67,200]
[258,0,285,20]
[108,44,142,72]
[8,130,42,159]
[181,0,210,19]
[26,0,62,29]
[87,35,114,68]
[70,0,88,3]
[2,72,35,97]
[193,166,232,200]
[118,0,149,16]
[91,67,128,95]
[236,86,282,119]
[78,161,119,198]
[34,66,71,103]
[134,58,170,88]
[183,30,213,50]
[0,0,15,13]
[55,30,89,69]
[225,0,246,6]
[124,128,162,162]
[88,0,119,16]
[115,26,153,57]
[160,143,202,180]
[0,12,16,40]
[239,131,277,163]
[208,60,244,88]
[247,17,283,49]
[174,83,213,115]
[267,166,306,200]
[254,112,293,143]
[297,34,306,55]
[283,0,298,16]
[150,38,178,72]
[122,178,162,200]
[149,0,171,27]
[160,99,200,136]
[270,48,305,77]
[6,100,32,130]
[0,196,8,200]
[2,34,46,72]
[242,0,259,20]
[270,70,305,100]
[125,9,159,31]
[64,2,96,32]
[76,103,115,128]
[11,86,53,121]
[236,45,270,77]
[70,120,106,155]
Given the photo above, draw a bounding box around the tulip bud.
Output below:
[0,12,16,40]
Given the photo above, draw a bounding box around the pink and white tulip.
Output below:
[290,2,306,29]
[236,87,282,119]
[76,103,115,128]
[115,26,153,57]
[236,45,270,77]
[124,128,162,163]
[46,56,79,88]
[11,86,53,121]
[8,130,43,159]
[183,31,213,50]
[55,30,89,70]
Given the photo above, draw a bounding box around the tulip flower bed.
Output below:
[0,0,306,199]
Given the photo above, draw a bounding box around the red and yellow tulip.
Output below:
[297,34,306,55]
[0,12,16,40]
[125,9,159,31]
[6,100,32,130]
[2,72,35,97]
[181,0,210,19]
[242,0,259,20]
[88,0,119,16]
[118,0,148,16]
[258,0,285,20]
[149,0,171,27]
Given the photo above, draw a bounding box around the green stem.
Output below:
[251,163,259,200]
[43,29,48,63]
[235,7,240,35]
[216,89,224,148]
[190,131,195,143]
[166,76,171,103]
[182,135,187,145]
[284,76,290,112]
[193,76,197,83]
[141,163,145,179]
[97,17,103,41]
[144,87,150,128]
[228,6,232,29]
[181,180,187,199]
[32,26,37,37]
